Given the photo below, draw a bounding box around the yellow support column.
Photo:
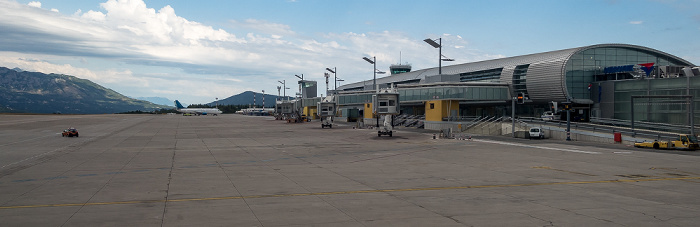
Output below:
[303,106,318,119]
[364,103,375,119]
[425,100,459,121]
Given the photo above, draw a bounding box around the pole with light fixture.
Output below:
[294,74,304,99]
[424,37,454,75]
[326,67,337,91]
[276,86,281,101]
[362,57,386,91]
[363,56,378,91]
[277,80,289,100]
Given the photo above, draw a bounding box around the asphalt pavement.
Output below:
[1,114,700,226]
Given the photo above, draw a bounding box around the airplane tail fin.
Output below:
[174,100,185,109]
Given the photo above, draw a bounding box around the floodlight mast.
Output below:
[326,67,336,90]
[294,74,303,99]
[277,80,288,100]
[363,56,377,92]
[424,37,454,75]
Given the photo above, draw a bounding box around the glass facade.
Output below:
[337,86,509,105]
[565,47,688,100]
[338,94,373,105]
[512,64,530,97]
[460,68,503,82]
[614,76,700,125]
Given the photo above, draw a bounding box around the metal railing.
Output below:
[519,116,696,141]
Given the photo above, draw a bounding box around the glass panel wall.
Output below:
[613,76,699,126]
[565,47,689,101]
[512,64,530,96]
[339,86,510,104]
[460,68,503,82]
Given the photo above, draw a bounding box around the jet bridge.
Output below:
[373,88,400,137]
[317,96,336,128]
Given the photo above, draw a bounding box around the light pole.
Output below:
[295,74,303,99]
[278,80,287,100]
[336,77,344,87]
[324,73,330,95]
[326,67,336,90]
[363,56,377,91]
[276,86,281,101]
[424,37,454,75]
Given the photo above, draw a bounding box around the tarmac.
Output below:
[1,114,700,226]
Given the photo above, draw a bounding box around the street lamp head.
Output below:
[325,68,335,73]
[362,57,375,64]
[295,74,303,80]
[376,70,386,74]
[278,80,284,84]
[423,38,441,48]
[441,54,454,61]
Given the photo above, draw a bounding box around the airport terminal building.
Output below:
[333,44,699,127]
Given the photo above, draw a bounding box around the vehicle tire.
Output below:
[653,143,660,149]
[321,125,325,128]
[389,131,393,137]
[378,132,381,137]
[329,125,332,128]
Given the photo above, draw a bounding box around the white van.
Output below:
[529,127,544,139]
[541,111,555,121]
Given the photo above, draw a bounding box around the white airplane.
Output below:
[174,100,222,116]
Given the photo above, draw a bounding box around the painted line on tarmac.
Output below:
[533,166,598,176]
[2,176,699,210]
[1,137,98,170]
[473,139,601,154]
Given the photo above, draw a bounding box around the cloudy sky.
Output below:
[1,0,699,105]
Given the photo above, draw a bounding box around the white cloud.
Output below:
[0,0,500,104]
[0,54,243,104]
[229,19,296,37]
[630,21,643,24]
[27,1,41,8]
[50,8,58,12]
[81,10,106,21]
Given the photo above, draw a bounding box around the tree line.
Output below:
[118,104,273,114]
[187,104,272,114]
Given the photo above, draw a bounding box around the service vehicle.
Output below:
[541,111,555,121]
[529,127,544,139]
[634,134,699,150]
[62,128,79,137]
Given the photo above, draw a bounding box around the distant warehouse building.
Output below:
[335,44,699,127]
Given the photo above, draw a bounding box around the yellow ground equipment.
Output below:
[634,134,699,150]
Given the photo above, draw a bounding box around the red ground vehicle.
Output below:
[62,128,79,137]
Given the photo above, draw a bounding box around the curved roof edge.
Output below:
[573,43,694,66]
[338,43,695,91]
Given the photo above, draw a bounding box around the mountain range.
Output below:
[134,96,174,107]
[0,67,170,114]
[205,91,292,107]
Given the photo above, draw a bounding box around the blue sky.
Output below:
[1,0,699,105]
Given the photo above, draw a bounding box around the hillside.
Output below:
[0,67,170,114]
[206,91,292,107]
[135,96,174,106]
